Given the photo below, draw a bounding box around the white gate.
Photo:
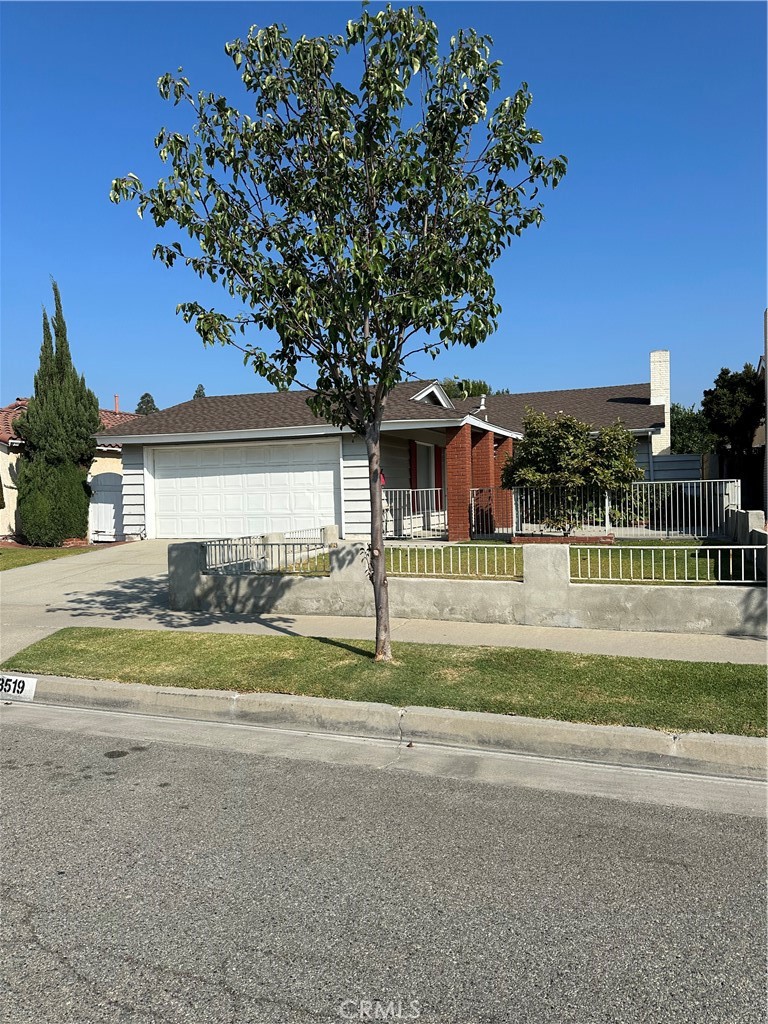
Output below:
[88,472,123,542]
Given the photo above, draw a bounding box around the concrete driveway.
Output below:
[0,541,175,660]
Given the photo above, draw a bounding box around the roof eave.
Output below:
[97,414,521,446]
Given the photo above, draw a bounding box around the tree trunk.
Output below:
[365,425,392,662]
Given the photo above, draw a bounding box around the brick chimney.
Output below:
[649,350,670,455]
[114,394,120,414]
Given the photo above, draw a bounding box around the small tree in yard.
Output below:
[111,5,567,660]
[136,392,160,415]
[15,282,101,546]
[192,384,206,400]
[501,410,643,535]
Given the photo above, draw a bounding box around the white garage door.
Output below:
[152,441,340,539]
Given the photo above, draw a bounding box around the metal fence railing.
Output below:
[284,526,324,544]
[471,480,742,540]
[571,545,765,585]
[203,538,330,576]
[386,544,523,579]
[383,488,447,540]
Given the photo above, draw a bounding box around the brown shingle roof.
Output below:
[458,383,665,433]
[97,379,665,440]
[0,398,138,446]
[98,381,461,439]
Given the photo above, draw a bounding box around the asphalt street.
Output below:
[2,705,765,1024]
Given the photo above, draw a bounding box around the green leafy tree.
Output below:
[501,410,643,534]
[440,378,493,400]
[192,384,206,400]
[15,282,100,545]
[670,402,714,455]
[111,6,567,659]
[136,392,160,415]
[702,364,764,458]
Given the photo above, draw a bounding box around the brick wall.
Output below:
[471,430,495,489]
[494,438,514,488]
[650,349,671,456]
[445,424,472,541]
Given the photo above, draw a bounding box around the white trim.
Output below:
[410,381,455,409]
[586,427,658,438]
[337,435,346,540]
[7,439,122,453]
[462,415,522,438]
[97,415,520,446]
[96,423,347,446]
[144,448,156,540]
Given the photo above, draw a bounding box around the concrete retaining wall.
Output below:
[725,509,768,579]
[169,542,767,638]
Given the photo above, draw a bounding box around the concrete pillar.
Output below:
[445,424,472,541]
[522,543,571,627]
[322,525,340,546]
[168,542,205,610]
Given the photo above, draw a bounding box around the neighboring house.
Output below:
[0,398,138,541]
[97,351,674,543]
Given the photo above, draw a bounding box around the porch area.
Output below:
[375,422,514,541]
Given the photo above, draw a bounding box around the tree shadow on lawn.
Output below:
[45,574,303,639]
[310,636,376,659]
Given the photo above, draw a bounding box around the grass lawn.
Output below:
[280,539,754,584]
[570,543,761,584]
[4,626,764,736]
[0,545,101,571]
[384,544,522,578]
[282,544,523,578]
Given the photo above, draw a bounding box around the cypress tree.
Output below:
[16,281,101,545]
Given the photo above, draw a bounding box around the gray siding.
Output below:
[381,436,411,490]
[121,444,146,538]
[651,453,703,481]
[342,434,410,536]
[635,438,652,480]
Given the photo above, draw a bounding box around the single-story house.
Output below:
[97,351,677,543]
[0,398,138,541]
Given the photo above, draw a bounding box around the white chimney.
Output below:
[649,350,670,456]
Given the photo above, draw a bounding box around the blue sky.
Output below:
[1,1,765,415]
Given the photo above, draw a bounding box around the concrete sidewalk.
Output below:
[1,539,765,663]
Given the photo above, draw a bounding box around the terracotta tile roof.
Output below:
[96,379,665,440]
[0,398,138,446]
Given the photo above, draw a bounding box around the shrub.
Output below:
[17,459,89,546]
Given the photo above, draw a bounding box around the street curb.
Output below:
[20,674,768,778]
